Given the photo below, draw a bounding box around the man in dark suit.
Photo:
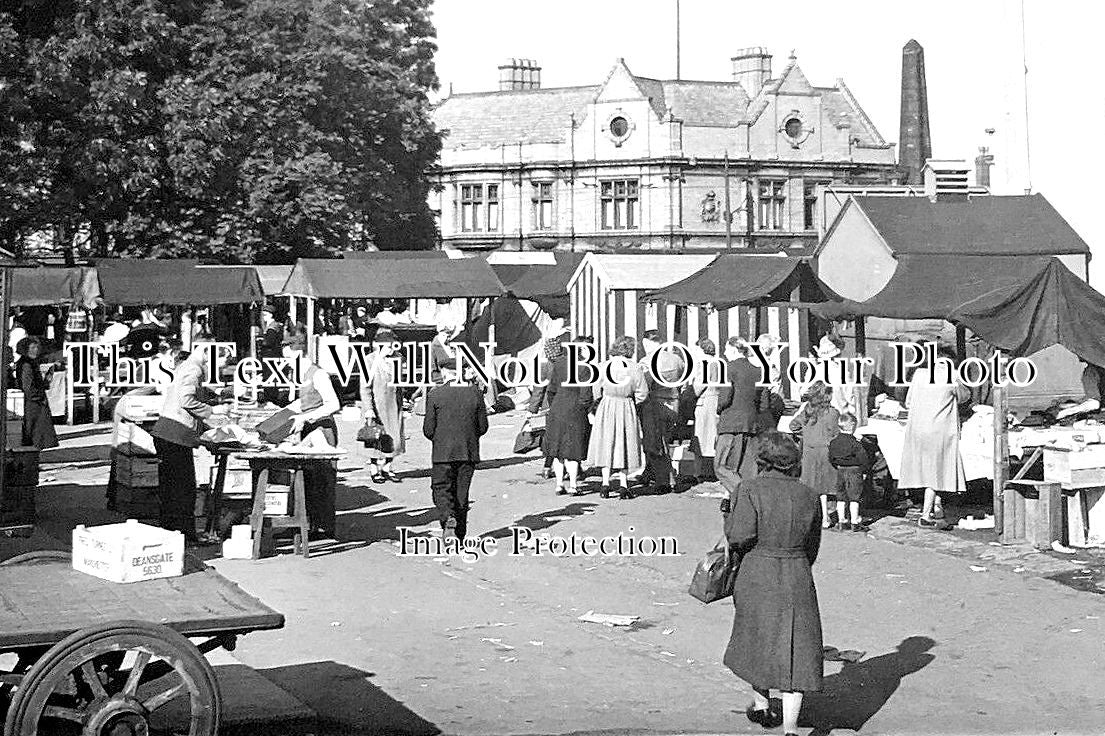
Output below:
[423,368,489,540]
[715,337,766,493]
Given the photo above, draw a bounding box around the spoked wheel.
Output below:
[0,550,71,567]
[4,621,220,736]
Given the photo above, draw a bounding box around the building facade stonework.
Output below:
[431,50,899,253]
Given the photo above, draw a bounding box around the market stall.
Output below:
[280,254,505,360]
[813,255,1105,546]
[566,253,715,358]
[644,254,835,400]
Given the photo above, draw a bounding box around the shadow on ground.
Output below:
[801,636,936,734]
[255,661,440,736]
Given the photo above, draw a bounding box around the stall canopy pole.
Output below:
[992,382,1009,541]
[0,267,9,494]
[855,316,866,356]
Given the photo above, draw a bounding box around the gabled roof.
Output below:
[846,194,1091,257]
[574,253,715,291]
[435,58,889,150]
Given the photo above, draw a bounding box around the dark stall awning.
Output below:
[282,257,504,299]
[95,259,263,305]
[645,255,833,308]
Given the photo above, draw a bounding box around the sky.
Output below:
[431,0,1105,282]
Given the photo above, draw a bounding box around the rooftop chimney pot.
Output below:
[498,58,542,91]
[731,47,772,97]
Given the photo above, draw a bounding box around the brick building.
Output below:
[431,49,899,253]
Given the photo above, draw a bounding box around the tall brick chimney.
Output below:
[498,58,541,91]
[898,40,931,186]
[731,47,772,97]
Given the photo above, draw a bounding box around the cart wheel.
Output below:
[0,550,70,567]
[4,621,220,736]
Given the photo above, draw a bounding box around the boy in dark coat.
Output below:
[423,368,489,540]
[827,413,870,532]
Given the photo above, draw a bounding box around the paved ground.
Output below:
[11,415,1105,735]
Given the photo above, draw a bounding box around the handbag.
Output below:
[688,536,741,604]
[513,416,543,454]
[359,374,395,453]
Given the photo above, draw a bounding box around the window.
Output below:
[609,116,630,138]
[757,180,786,230]
[460,184,499,232]
[803,182,819,230]
[784,118,803,139]
[460,184,482,232]
[486,184,499,231]
[532,182,553,230]
[600,179,639,230]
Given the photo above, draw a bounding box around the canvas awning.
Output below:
[950,259,1105,366]
[11,267,101,309]
[644,255,833,308]
[811,255,1049,322]
[95,259,264,305]
[490,253,584,319]
[252,265,294,295]
[281,257,504,299]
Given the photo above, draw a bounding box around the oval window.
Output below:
[609,116,630,138]
[784,118,803,138]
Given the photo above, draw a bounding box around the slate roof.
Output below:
[435,85,598,149]
[849,194,1091,257]
[435,63,887,150]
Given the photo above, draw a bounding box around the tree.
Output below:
[0,0,441,262]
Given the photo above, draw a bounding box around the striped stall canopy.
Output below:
[568,253,827,400]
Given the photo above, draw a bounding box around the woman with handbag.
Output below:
[723,431,823,736]
[359,328,405,483]
[544,335,594,496]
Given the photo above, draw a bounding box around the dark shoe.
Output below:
[555,487,567,496]
[600,485,611,499]
[619,487,635,500]
[370,472,386,484]
[918,517,937,527]
[539,468,554,479]
[745,703,783,729]
[653,485,673,495]
[571,487,584,497]
[852,522,870,533]
[384,471,401,483]
[838,521,852,532]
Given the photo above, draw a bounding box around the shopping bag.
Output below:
[688,537,740,604]
[513,417,543,454]
[358,419,393,452]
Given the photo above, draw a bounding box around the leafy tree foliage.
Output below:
[0,0,441,262]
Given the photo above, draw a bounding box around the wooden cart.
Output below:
[0,551,283,735]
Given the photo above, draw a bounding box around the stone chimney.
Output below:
[731,47,772,97]
[899,40,932,186]
[498,58,541,91]
[923,160,970,201]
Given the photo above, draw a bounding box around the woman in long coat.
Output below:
[588,336,648,499]
[15,337,58,449]
[789,382,840,527]
[724,431,823,735]
[544,342,593,496]
[900,346,971,527]
[360,328,406,483]
[691,339,721,482]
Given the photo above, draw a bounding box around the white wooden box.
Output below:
[1043,445,1105,489]
[72,519,184,584]
[6,389,24,418]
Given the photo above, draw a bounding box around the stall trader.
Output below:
[150,349,227,543]
[282,327,341,539]
[1056,362,1105,421]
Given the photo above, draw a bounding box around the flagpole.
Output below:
[675,0,681,81]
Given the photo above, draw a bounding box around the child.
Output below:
[828,413,870,532]
[789,382,840,528]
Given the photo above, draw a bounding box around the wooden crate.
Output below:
[115,454,159,487]
[1003,480,1062,550]
[1043,446,1105,489]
